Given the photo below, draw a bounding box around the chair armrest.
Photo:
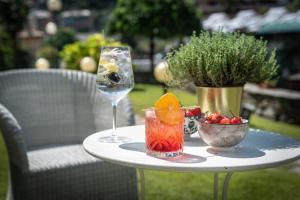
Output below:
[0,103,29,172]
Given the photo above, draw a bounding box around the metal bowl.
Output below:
[198,120,248,148]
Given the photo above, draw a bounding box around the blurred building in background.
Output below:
[12,0,300,89]
[200,1,300,89]
[198,0,290,15]
[60,10,95,32]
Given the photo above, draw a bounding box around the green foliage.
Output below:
[14,46,32,68]
[0,0,30,69]
[0,25,31,70]
[59,34,123,70]
[0,0,28,36]
[36,46,59,68]
[0,25,13,70]
[107,0,201,70]
[61,0,115,10]
[167,31,278,87]
[107,0,201,39]
[220,0,239,14]
[287,0,300,12]
[43,28,77,51]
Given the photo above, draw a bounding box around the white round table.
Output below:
[83,125,300,200]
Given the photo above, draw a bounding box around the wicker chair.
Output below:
[0,69,138,200]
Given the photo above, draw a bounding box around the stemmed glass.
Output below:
[96,46,135,143]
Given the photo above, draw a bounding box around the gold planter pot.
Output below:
[196,86,244,116]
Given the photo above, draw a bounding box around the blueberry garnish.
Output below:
[107,72,121,83]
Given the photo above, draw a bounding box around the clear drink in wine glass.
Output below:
[96,46,134,143]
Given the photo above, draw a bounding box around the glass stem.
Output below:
[112,103,117,138]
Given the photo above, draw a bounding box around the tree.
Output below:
[0,25,13,70]
[43,28,77,51]
[60,0,116,10]
[0,0,29,68]
[287,0,300,11]
[220,0,239,16]
[106,0,201,70]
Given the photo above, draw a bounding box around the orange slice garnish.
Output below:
[154,92,184,125]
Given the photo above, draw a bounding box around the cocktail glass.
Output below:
[145,108,184,158]
[96,46,134,143]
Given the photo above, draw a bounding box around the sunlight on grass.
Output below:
[250,114,300,141]
[0,133,8,200]
[129,84,196,115]
[130,83,300,200]
[130,84,300,139]
[144,169,300,200]
[0,83,299,200]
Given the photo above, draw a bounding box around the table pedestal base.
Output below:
[137,169,233,200]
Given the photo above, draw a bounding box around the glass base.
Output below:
[98,135,131,143]
[146,149,183,158]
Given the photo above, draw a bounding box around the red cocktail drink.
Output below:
[145,108,184,157]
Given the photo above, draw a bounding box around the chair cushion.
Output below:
[28,144,99,172]
[24,144,138,200]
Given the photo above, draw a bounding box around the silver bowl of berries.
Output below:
[184,107,202,138]
[198,113,248,149]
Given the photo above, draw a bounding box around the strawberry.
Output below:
[204,119,213,124]
[207,113,223,123]
[230,116,242,124]
[220,117,231,124]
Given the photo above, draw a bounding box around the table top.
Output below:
[83,125,300,172]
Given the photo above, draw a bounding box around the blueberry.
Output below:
[107,72,121,83]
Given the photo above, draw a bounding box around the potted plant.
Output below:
[166,31,278,116]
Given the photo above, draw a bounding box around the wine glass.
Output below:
[96,46,135,143]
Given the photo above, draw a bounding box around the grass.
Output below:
[130,84,197,115]
[129,83,300,200]
[250,115,300,141]
[0,83,299,200]
[130,84,300,141]
[144,170,300,200]
[0,134,8,200]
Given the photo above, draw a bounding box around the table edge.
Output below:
[83,125,300,173]
[83,142,300,173]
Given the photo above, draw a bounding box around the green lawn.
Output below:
[130,84,197,116]
[130,84,300,140]
[129,84,300,200]
[0,83,299,200]
[250,115,300,141]
[0,134,8,200]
